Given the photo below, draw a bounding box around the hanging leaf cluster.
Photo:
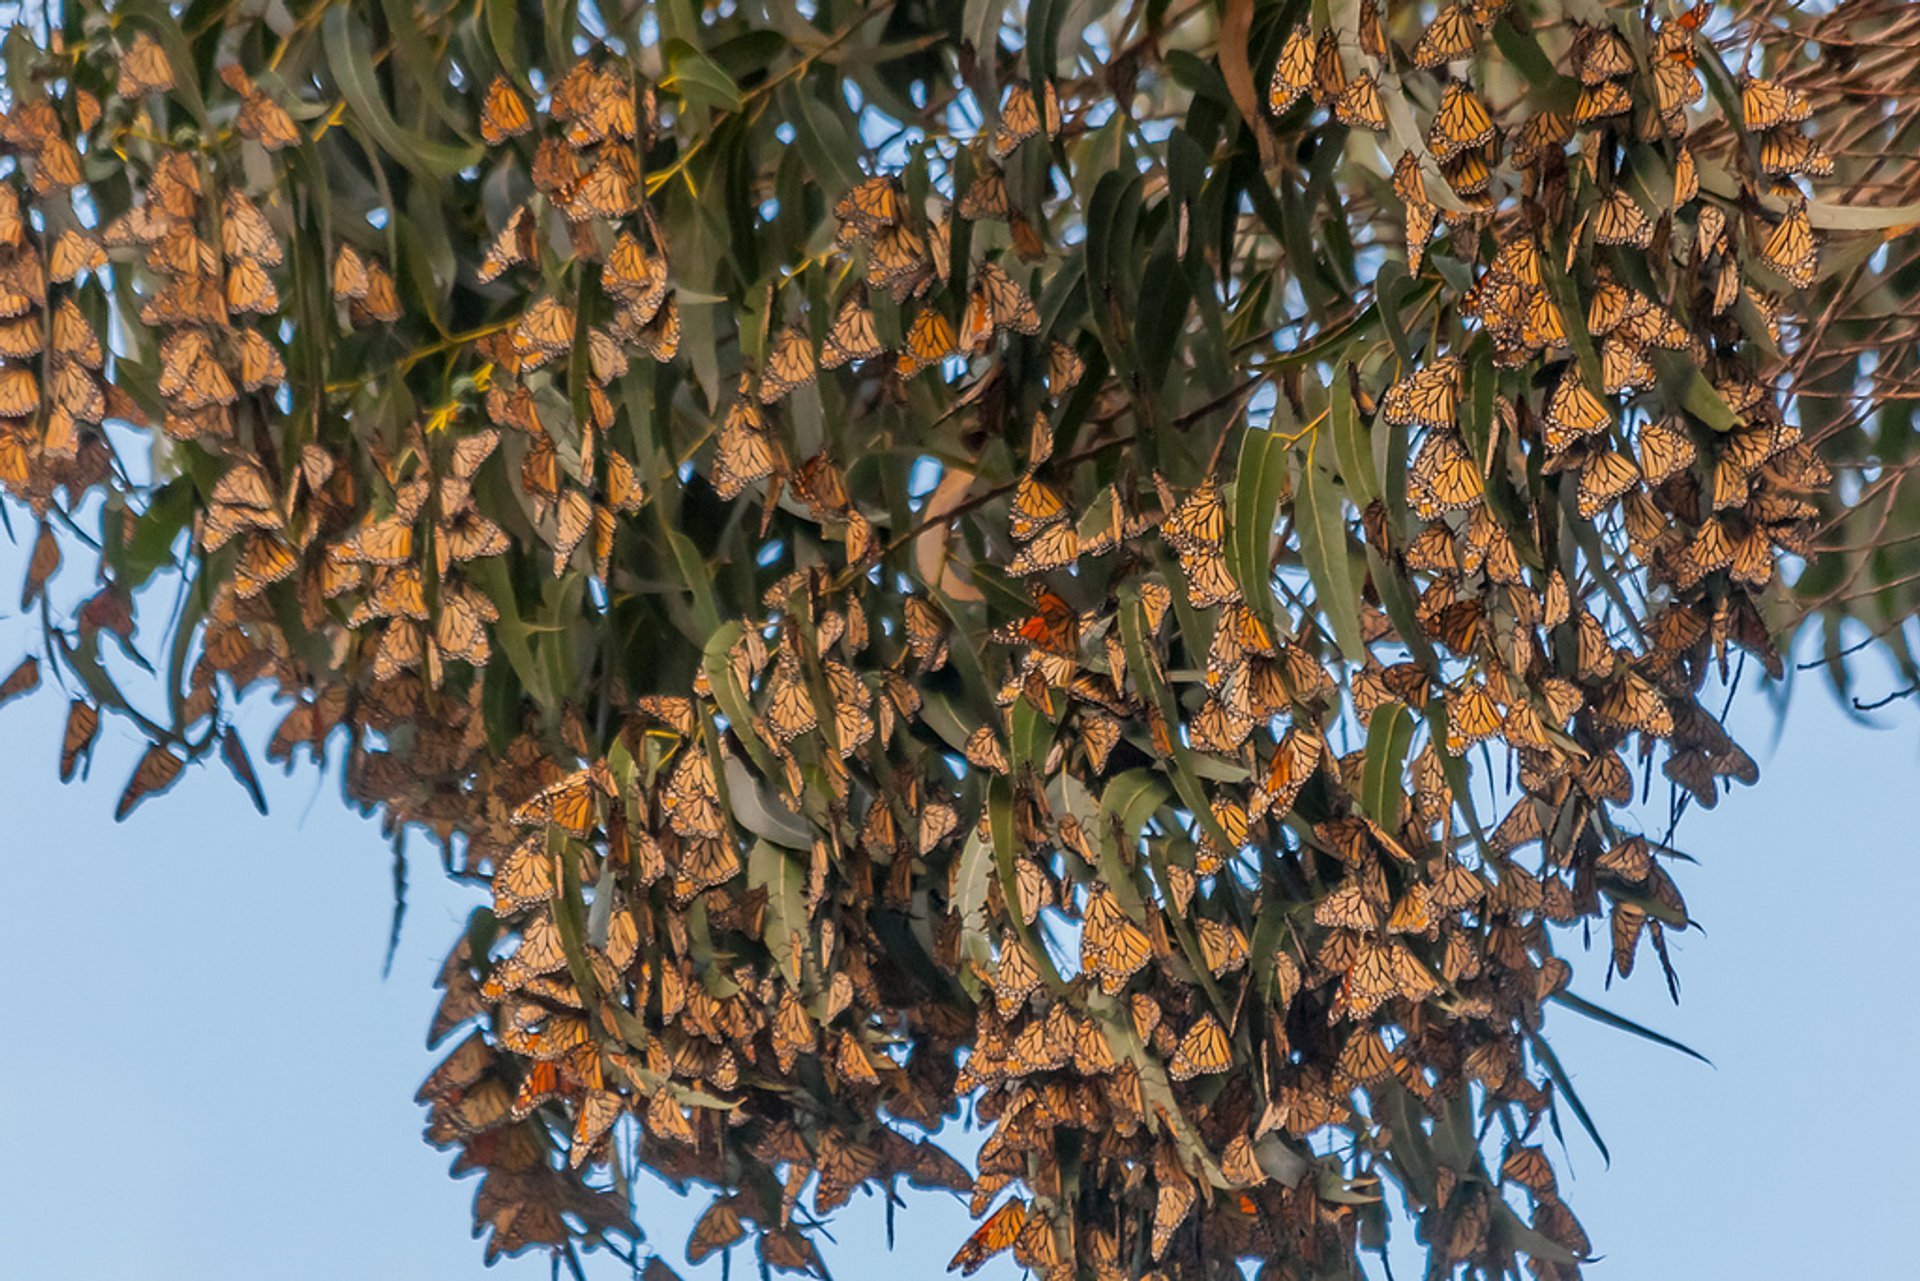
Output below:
[2,0,1918,1277]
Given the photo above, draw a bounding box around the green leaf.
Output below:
[951,828,995,942]
[1117,587,1243,855]
[664,39,744,115]
[786,83,863,199]
[465,556,553,711]
[988,775,1064,989]
[1530,1031,1610,1166]
[1359,702,1415,828]
[1806,198,1920,232]
[1009,695,1058,773]
[1231,426,1288,628]
[1656,354,1740,433]
[701,621,780,776]
[1329,368,1379,509]
[1548,990,1714,1065]
[323,9,482,179]
[1294,429,1365,663]
[747,840,808,984]
[723,756,811,850]
[485,0,527,83]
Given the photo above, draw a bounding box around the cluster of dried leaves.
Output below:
[2,0,1918,1277]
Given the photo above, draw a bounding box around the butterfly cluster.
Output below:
[0,2,1904,1279]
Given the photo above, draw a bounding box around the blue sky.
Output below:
[1,512,1915,1279]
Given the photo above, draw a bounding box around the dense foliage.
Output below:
[2,0,1917,1276]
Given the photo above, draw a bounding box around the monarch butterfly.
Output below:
[821,293,884,369]
[1575,28,1633,83]
[512,769,601,837]
[866,222,932,301]
[957,278,995,353]
[944,724,1004,782]
[480,75,533,145]
[1597,671,1674,737]
[222,255,279,316]
[958,165,1010,221]
[1335,1030,1396,1087]
[515,297,577,359]
[1009,474,1070,542]
[604,231,668,319]
[1413,4,1479,67]
[1428,81,1495,162]
[976,259,1041,336]
[1315,879,1383,931]
[548,489,594,574]
[0,653,37,709]
[216,197,283,276]
[1543,366,1611,452]
[1166,1012,1233,1082]
[685,1198,745,1265]
[896,308,955,378]
[994,588,1078,657]
[492,837,557,914]
[1577,449,1640,518]
[1760,200,1817,289]
[1652,39,1702,116]
[0,315,39,360]
[46,228,104,285]
[1169,545,1233,608]
[1081,888,1152,994]
[567,1089,624,1169]
[759,327,817,404]
[1759,130,1834,179]
[331,243,370,302]
[1664,146,1700,212]
[1044,341,1086,401]
[157,329,237,410]
[711,403,776,502]
[234,80,302,150]
[550,59,638,144]
[434,590,494,667]
[1334,73,1389,132]
[1599,337,1654,395]
[1196,918,1250,977]
[663,749,724,842]
[1521,289,1568,349]
[1160,478,1226,553]
[115,743,184,821]
[1268,27,1315,114]
[634,292,681,361]
[563,154,637,222]
[58,699,98,782]
[52,305,102,370]
[1381,357,1461,429]
[1729,526,1774,589]
[1150,1174,1197,1262]
[1571,78,1631,126]
[949,1200,1026,1275]
[354,260,402,324]
[834,175,902,243]
[1408,430,1482,515]
[765,990,817,1073]
[117,31,175,96]
[990,81,1059,160]
[1276,24,1333,105]
[1739,75,1810,130]
[987,942,1040,1018]
[1620,301,1688,351]
[1593,188,1653,248]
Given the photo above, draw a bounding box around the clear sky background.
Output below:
[2,504,1916,1280]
